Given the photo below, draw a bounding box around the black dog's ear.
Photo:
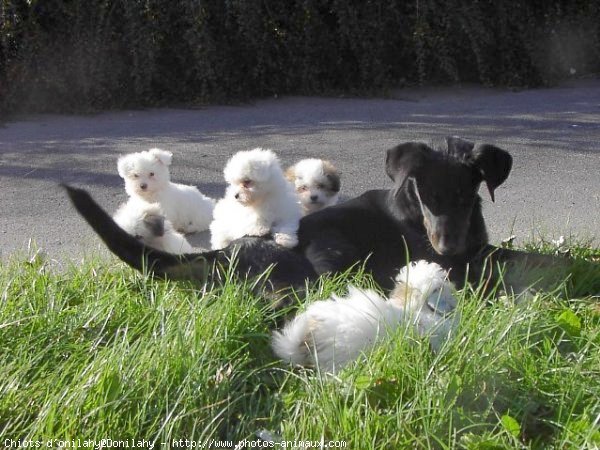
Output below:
[143,214,165,237]
[385,142,432,185]
[471,144,513,202]
[446,136,475,158]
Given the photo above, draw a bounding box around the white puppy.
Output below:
[114,199,193,254]
[210,148,303,250]
[117,148,215,233]
[272,260,459,373]
[285,159,341,215]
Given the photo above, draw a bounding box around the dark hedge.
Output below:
[1,0,599,114]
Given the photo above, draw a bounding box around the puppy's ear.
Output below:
[385,142,431,185]
[117,155,133,178]
[322,160,341,192]
[446,136,475,158]
[143,214,165,237]
[284,166,296,182]
[149,148,173,166]
[471,144,513,202]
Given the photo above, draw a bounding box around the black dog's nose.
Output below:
[438,238,460,256]
[310,195,318,201]
[140,183,147,190]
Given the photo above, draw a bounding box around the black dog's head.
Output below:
[386,137,512,256]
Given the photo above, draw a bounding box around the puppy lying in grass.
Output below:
[272,260,460,372]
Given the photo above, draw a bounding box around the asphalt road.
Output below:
[1,80,599,264]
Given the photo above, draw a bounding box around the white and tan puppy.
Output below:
[285,159,341,215]
[117,148,215,233]
[113,199,193,254]
[272,260,459,372]
[210,148,303,250]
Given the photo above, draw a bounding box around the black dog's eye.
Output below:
[134,235,143,240]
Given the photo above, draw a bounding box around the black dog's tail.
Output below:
[62,184,216,282]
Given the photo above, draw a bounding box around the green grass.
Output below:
[1,241,599,449]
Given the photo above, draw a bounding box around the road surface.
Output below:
[1,79,599,264]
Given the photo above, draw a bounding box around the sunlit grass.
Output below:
[1,239,598,449]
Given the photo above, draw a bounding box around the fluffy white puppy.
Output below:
[117,148,215,233]
[113,199,193,254]
[272,260,459,372]
[285,159,341,215]
[210,148,303,250]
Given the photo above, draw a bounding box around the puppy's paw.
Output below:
[247,224,271,237]
[210,235,230,250]
[274,233,298,248]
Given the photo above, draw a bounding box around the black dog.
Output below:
[63,137,570,299]
[298,137,512,289]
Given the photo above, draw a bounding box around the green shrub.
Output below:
[1,0,599,114]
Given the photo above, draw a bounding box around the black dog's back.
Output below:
[63,185,316,291]
[298,190,418,288]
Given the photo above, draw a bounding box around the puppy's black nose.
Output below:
[234,192,240,199]
[140,183,147,190]
[310,195,318,201]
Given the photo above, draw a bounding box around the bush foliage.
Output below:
[1,0,599,114]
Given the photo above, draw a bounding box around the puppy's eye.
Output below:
[133,174,139,178]
[149,172,154,177]
[317,183,325,189]
[298,186,308,192]
[242,179,253,188]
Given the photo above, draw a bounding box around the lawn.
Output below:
[1,241,599,449]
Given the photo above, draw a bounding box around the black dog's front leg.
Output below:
[468,245,600,297]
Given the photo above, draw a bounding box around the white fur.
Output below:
[117,148,215,233]
[210,148,302,250]
[287,158,340,215]
[390,260,459,352]
[272,260,460,372]
[113,198,193,254]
